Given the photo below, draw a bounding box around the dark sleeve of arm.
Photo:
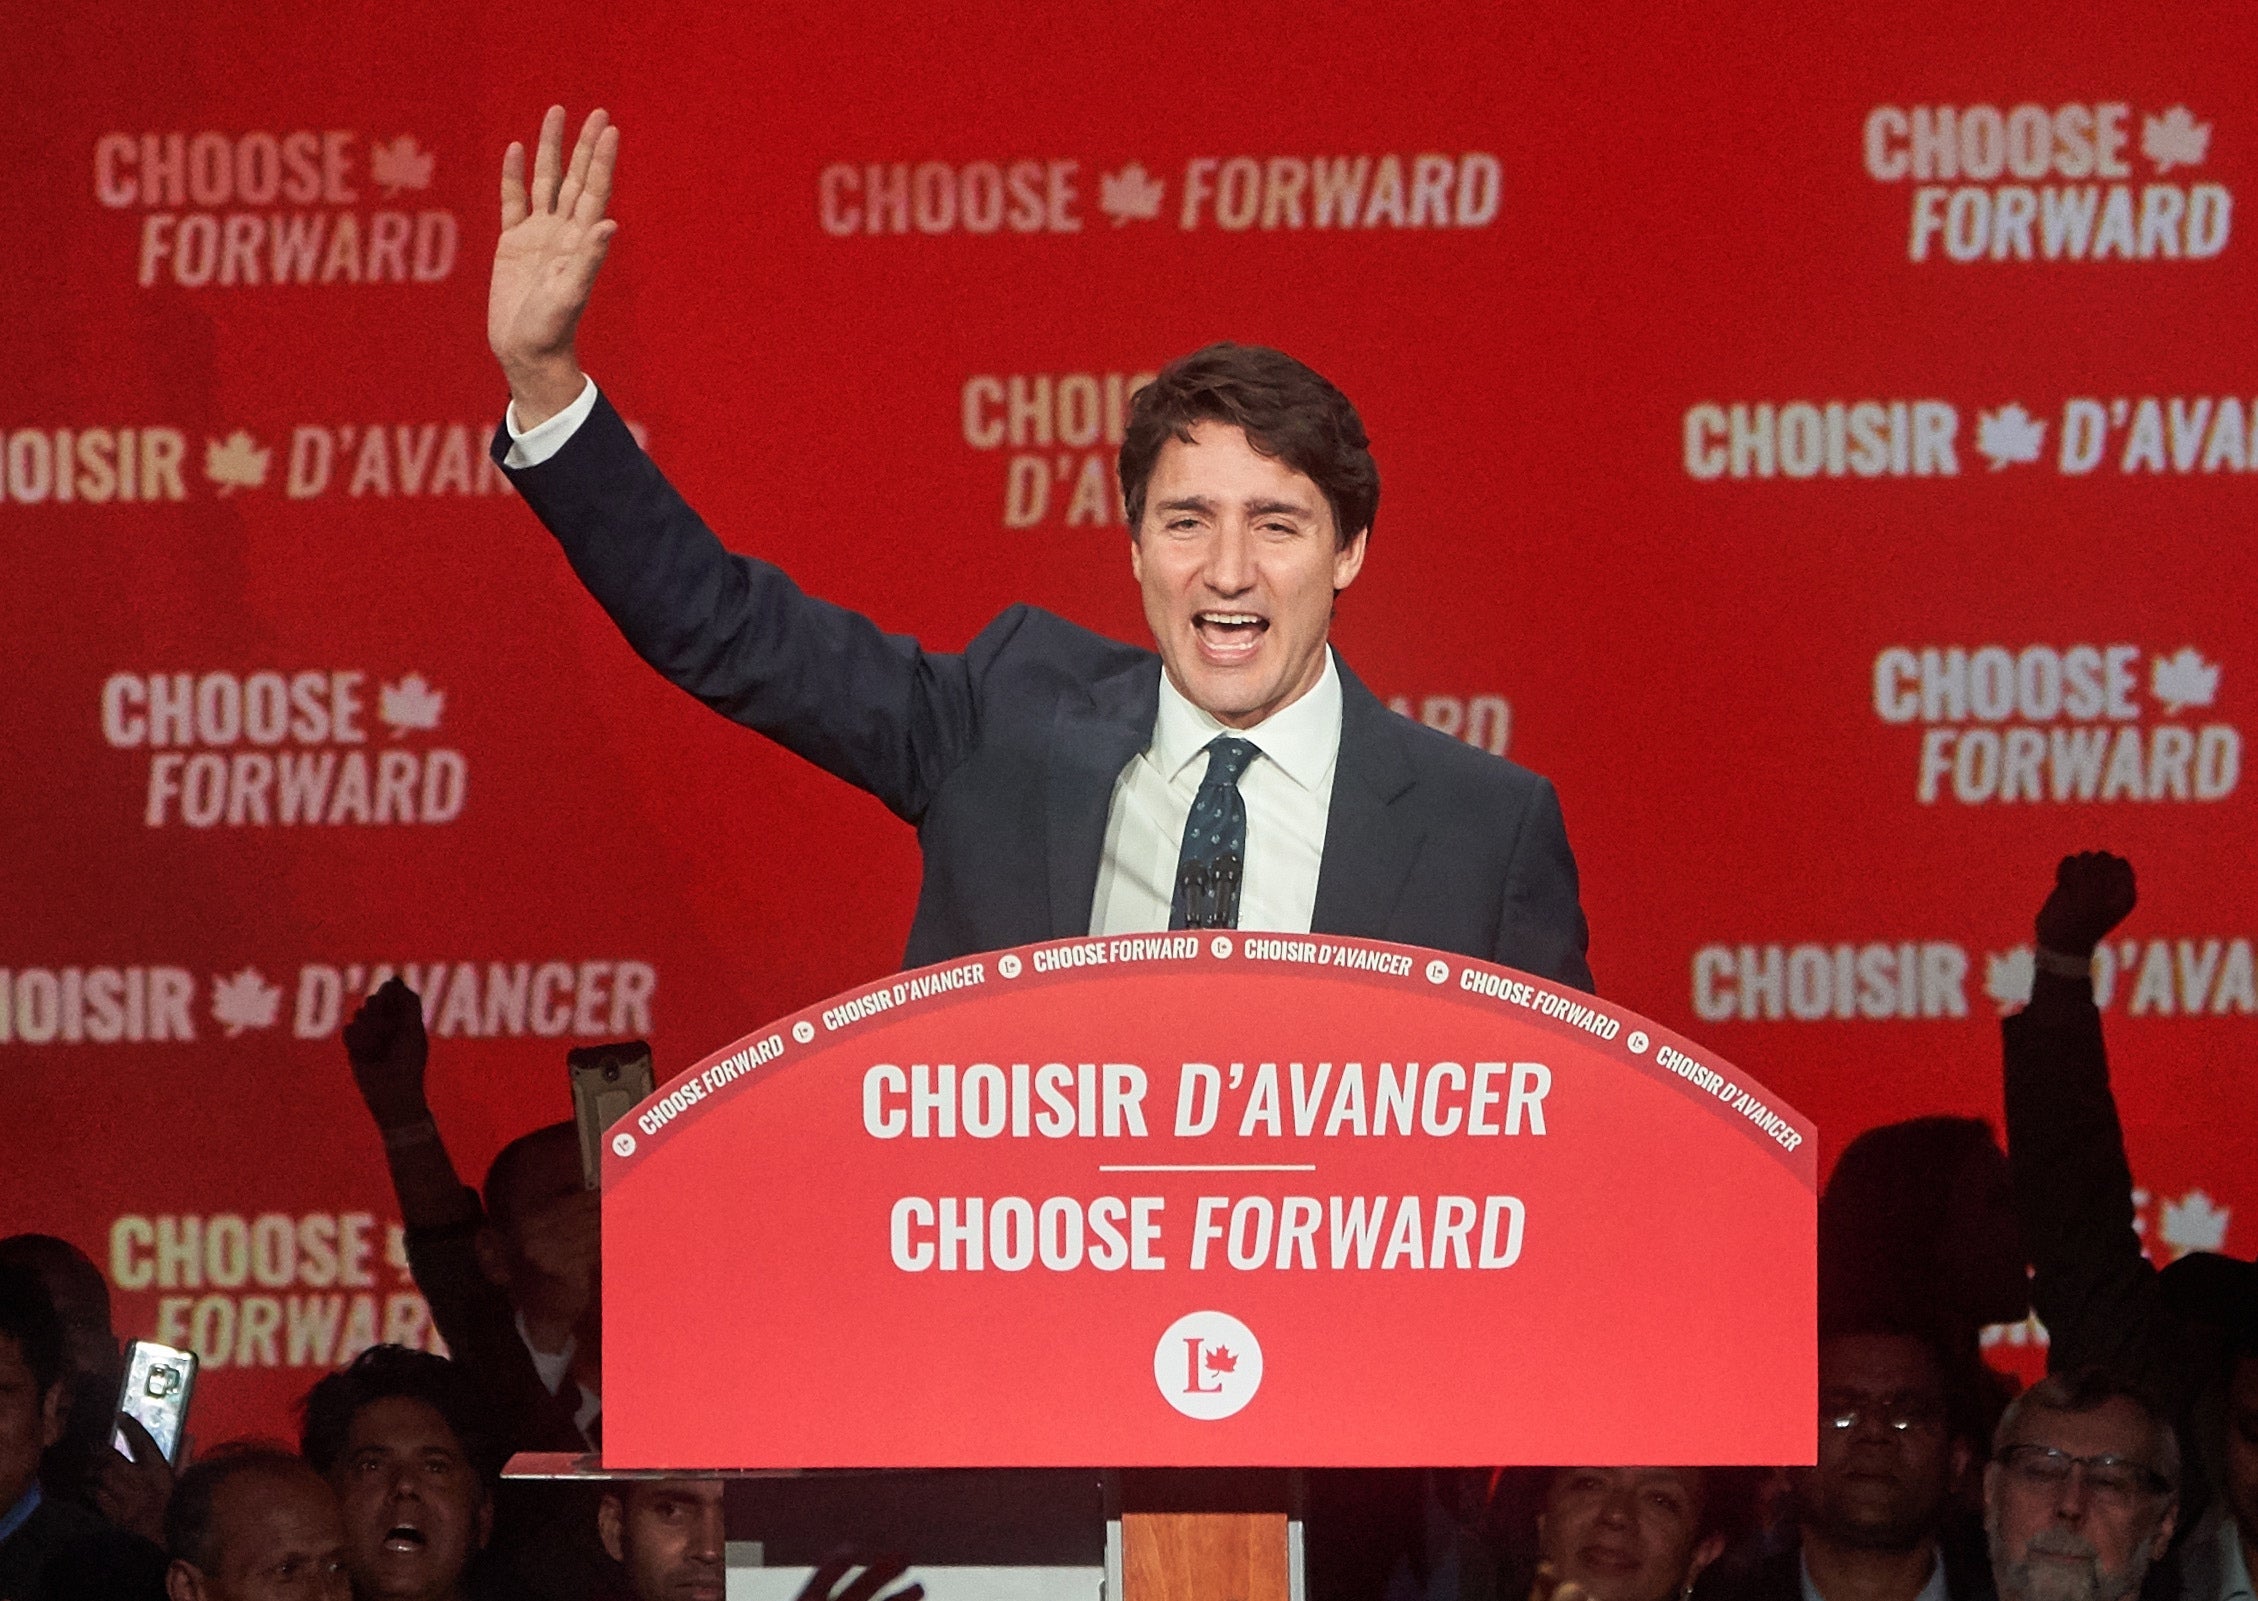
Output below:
[496,396,977,822]
[404,1217,583,1452]
[1489,776,1594,993]
[2003,974,2174,1398]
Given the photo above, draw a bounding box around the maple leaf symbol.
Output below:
[2159,1190,2231,1257]
[379,673,445,735]
[1099,162,1165,226]
[370,135,435,196]
[1984,947,2034,1014]
[210,967,282,1037]
[204,430,271,494]
[1975,405,2046,470]
[2151,647,2219,714]
[1202,1344,1237,1376]
[2142,107,2211,174]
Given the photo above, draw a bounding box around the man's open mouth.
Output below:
[382,1524,428,1554]
[1194,612,1267,657]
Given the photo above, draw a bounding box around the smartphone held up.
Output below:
[113,1338,196,1467]
[568,1040,655,1189]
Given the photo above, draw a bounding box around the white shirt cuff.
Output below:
[504,376,600,468]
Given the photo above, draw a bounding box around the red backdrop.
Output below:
[5,0,2251,1442]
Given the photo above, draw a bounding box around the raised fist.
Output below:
[2035,851,2137,959]
[343,976,430,1129]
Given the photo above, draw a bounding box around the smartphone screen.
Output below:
[114,1340,197,1466]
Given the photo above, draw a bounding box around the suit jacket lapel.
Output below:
[1311,660,1423,938]
[1046,657,1160,938]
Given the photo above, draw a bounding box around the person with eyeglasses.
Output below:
[1983,1371,2178,1601]
[2002,852,2258,1601]
[1706,1325,1991,1601]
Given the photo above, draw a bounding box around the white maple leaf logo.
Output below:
[210,967,282,1037]
[2159,1189,2230,1257]
[2151,647,2219,714]
[370,135,435,196]
[379,673,445,735]
[1985,946,2035,1014]
[1099,162,1165,225]
[1976,404,2046,470]
[2142,107,2211,174]
[204,430,271,494]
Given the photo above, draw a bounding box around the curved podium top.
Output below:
[601,935,1814,1470]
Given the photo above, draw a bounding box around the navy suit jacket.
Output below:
[498,396,1593,990]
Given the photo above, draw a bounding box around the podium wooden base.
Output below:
[1122,1513,1289,1601]
[1115,1470,1297,1601]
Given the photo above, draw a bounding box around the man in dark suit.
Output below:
[1702,1325,1992,1601]
[0,1268,110,1601]
[485,108,1591,991]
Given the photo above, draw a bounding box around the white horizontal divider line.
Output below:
[1097,1163,1318,1172]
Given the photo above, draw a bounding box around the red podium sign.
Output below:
[603,936,1815,1469]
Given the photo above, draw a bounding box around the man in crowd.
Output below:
[162,1446,349,1601]
[342,979,598,1455]
[298,1347,499,1601]
[2003,850,2258,1600]
[596,1475,926,1601]
[0,1238,120,1514]
[1715,1325,1988,1601]
[0,1235,174,1548]
[1983,1374,2178,1601]
[0,1266,106,1599]
[596,1481,723,1601]
[340,980,609,1601]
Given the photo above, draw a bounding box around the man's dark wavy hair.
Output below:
[298,1343,502,1484]
[1117,342,1379,546]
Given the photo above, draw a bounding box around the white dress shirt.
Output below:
[1801,1548,1950,1601]
[1088,652,1340,935]
[505,381,1345,936]
[505,375,600,467]
[517,1311,602,1446]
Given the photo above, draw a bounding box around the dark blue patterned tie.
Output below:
[1170,736,1258,930]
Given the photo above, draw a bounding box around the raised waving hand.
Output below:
[489,106,620,427]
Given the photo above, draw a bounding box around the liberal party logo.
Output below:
[1154,1310,1263,1420]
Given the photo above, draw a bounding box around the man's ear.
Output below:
[39,1379,64,1451]
[2148,1496,2178,1561]
[1688,1531,1728,1589]
[1331,529,1368,594]
[472,1224,510,1289]
[598,1492,626,1564]
[165,1558,206,1601]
